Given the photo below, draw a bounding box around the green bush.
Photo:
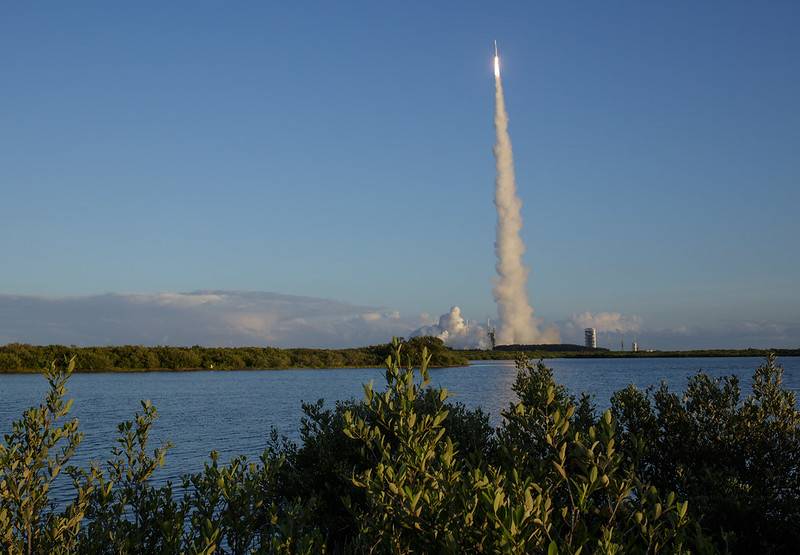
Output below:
[2,344,798,553]
[611,353,800,553]
[75,351,114,371]
[0,352,21,370]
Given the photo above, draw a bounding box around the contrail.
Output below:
[492,43,557,345]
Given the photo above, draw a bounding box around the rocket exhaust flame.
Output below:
[492,42,559,345]
[493,39,500,77]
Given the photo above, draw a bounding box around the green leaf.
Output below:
[493,490,504,513]
[524,489,534,515]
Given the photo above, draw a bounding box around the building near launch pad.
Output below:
[584,327,597,349]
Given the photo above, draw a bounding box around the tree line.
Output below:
[0,337,468,372]
[3,341,797,373]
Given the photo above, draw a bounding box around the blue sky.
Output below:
[1,2,798,348]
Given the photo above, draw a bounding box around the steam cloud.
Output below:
[492,61,558,345]
[410,306,490,349]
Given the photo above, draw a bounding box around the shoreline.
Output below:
[0,364,449,375]
[2,348,797,374]
[460,348,800,360]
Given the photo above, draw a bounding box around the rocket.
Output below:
[493,40,500,78]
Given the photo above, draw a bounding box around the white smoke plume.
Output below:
[411,306,490,349]
[492,54,558,345]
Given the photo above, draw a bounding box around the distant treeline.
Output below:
[493,343,607,353]
[463,346,800,359]
[2,341,798,373]
[0,337,469,372]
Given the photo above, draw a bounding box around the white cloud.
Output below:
[570,312,642,334]
[0,293,796,350]
[222,312,279,338]
[557,311,799,350]
[0,291,422,348]
[360,312,384,322]
[639,320,800,350]
[149,292,226,307]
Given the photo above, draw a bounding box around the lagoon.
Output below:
[2,356,798,503]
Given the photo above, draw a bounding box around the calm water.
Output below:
[2,356,798,503]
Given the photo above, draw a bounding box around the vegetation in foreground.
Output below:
[1,342,798,553]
